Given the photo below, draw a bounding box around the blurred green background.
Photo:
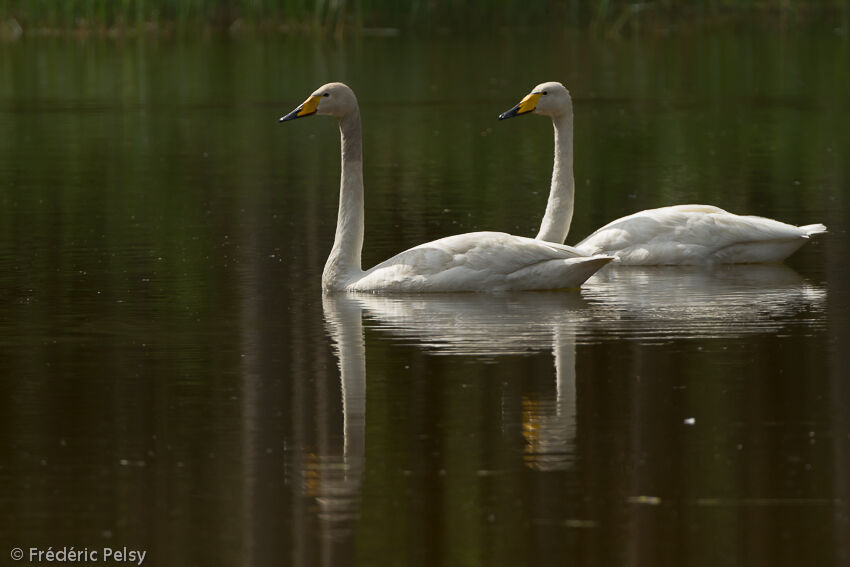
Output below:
[0,0,848,37]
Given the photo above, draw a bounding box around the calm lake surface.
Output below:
[1,29,849,566]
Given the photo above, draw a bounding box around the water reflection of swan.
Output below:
[348,292,592,471]
[312,295,367,531]
[280,82,611,292]
[355,292,588,356]
[314,292,589,535]
[325,264,825,474]
[358,264,826,346]
[582,264,827,339]
[498,82,826,264]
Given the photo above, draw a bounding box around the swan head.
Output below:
[498,82,571,120]
[280,82,358,122]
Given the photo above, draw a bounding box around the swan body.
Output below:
[575,205,827,265]
[347,232,610,292]
[281,82,612,292]
[499,82,826,265]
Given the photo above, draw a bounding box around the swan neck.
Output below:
[323,109,365,290]
[536,110,575,244]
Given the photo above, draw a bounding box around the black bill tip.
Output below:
[280,106,312,122]
[498,104,521,120]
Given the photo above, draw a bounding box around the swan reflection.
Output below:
[312,264,826,537]
[355,291,589,356]
[328,292,591,473]
[310,295,367,535]
[582,264,826,340]
[353,264,825,350]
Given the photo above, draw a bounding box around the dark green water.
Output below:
[1,30,848,566]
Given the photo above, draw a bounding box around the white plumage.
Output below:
[499,82,826,265]
[353,232,607,292]
[577,205,827,265]
[281,82,612,292]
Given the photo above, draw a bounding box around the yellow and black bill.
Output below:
[498,92,542,120]
[280,95,321,122]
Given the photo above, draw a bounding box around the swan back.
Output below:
[350,231,612,292]
[575,206,826,265]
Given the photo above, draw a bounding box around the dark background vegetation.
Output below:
[0,0,848,38]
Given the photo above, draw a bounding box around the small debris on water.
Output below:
[562,519,598,528]
[627,495,662,506]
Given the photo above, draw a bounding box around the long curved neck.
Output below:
[535,110,575,244]
[323,109,365,290]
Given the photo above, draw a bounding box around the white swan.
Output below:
[498,81,827,265]
[281,82,612,292]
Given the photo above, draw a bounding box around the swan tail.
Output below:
[800,223,827,236]
[555,255,614,287]
[508,255,613,290]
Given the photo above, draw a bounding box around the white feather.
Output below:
[576,205,824,265]
[353,232,610,291]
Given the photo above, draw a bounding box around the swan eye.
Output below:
[323,93,330,97]
[542,91,548,95]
